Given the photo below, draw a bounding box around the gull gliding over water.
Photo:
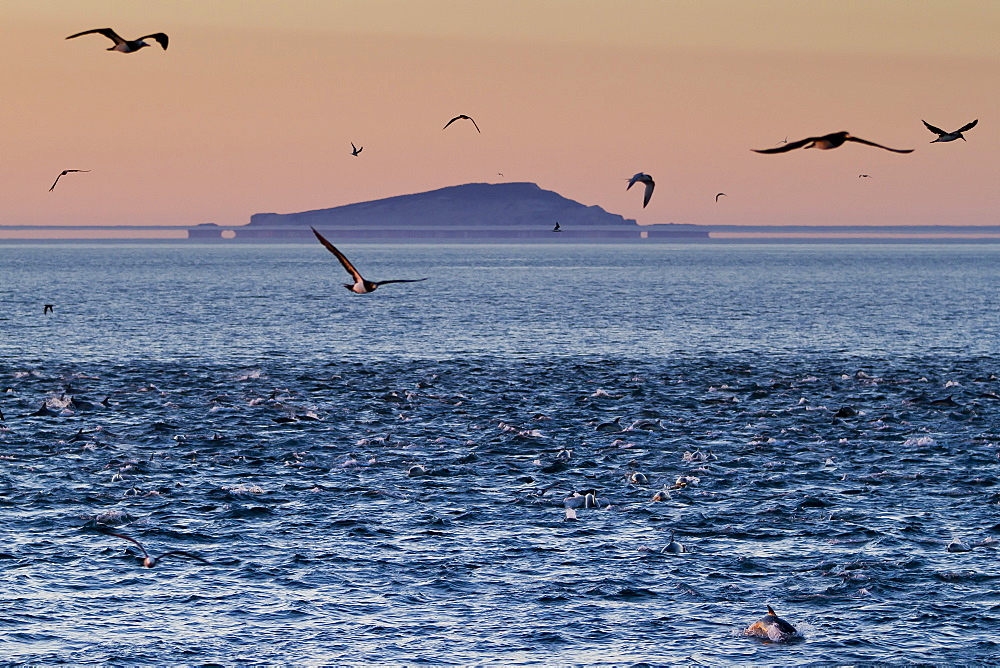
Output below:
[627,173,655,208]
[922,119,978,143]
[752,132,913,154]
[311,227,428,294]
[66,28,169,53]
[49,170,89,192]
[442,115,481,133]
[100,530,209,568]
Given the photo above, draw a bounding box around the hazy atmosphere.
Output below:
[2,0,997,232]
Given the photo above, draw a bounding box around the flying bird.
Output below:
[66,28,169,53]
[49,169,89,192]
[100,530,209,568]
[859,174,871,178]
[627,172,655,208]
[922,119,977,143]
[715,192,726,202]
[442,115,481,133]
[753,131,913,154]
[351,142,363,156]
[311,227,428,294]
[43,304,54,314]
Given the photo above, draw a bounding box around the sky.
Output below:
[1,0,997,235]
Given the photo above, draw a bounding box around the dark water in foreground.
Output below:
[1,243,998,665]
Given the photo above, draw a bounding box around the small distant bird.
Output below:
[715,192,726,202]
[66,28,169,53]
[100,530,209,568]
[49,170,89,192]
[744,605,798,641]
[442,114,481,133]
[43,304,54,314]
[351,142,363,156]
[923,119,978,143]
[311,227,428,294]
[552,222,561,232]
[753,131,913,154]
[859,174,871,178]
[778,136,788,144]
[627,172,655,208]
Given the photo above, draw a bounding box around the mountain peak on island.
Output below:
[249,182,636,228]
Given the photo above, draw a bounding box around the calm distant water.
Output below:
[1,243,999,664]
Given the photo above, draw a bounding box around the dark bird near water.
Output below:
[552,222,561,232]
[923,119,977,143]
[627,172,655,208]
[311,227,428,294]
[351,142,363,156]
[100,529,209,568]
[753,131,913,154]
[49,170,89,192]
[66,28,169,53]
[744,605,798,641]
[715,192,726,202]
[43,304,54,314]
[442,114,481,133]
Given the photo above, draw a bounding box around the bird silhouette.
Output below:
[627,173,655,208]
[100,530,209,568]
[311,227,428,294]
[49,170,89,192]
[753,131,912,154]
[351,142,363,156]
[442,115,481,133]
[715,192,726,202]
[923,119,977,143]
[66,28,168,53]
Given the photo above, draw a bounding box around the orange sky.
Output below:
[1,0,997,231]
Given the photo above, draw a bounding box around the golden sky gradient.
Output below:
[2,0,997,230]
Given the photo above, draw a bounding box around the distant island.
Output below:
[188,182,708,241]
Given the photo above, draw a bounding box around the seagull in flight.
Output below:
[752,131,913,154]
[311,227,428,294]
[922,119,977,143]
[351,142,363,156]
[627,172,655,208]
[49,169,89,192]
[66,28,169,53]
[100,530,209,568]
[715,192,726,202]
[442,115,481,133]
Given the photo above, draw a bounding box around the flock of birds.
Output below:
[52,24,980,642]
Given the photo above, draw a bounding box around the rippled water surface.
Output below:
[1,243,999,665]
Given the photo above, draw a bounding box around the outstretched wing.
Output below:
[138,33,169,50]
[467,116,482,133]
[442,116,461,130]
[311,227,364,284]
[158,550,210,564]
[922,120,945,135]
[99,530,150,559]
[845,136,913,153]
[957,119,978,133]
[752,136,815,153]
[66,28,124,45]
[374,278,429,287]
[642,180,655,208]
[49,172,65,191]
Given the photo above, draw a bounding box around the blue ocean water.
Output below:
[1,242,998,664]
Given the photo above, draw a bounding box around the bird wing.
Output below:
[922,120,945,135]
[374,278,429,286]
[626,173,645,190]
[716,192,726,201]
[158,550,210,564]
[66,28,124,45]
[642,180,655,208]
[100,530,150,559]
[138,33,169,50]
[49,173,65,191]
[957,119,978,133]
[752,136,815,153]
[468,116,482,133]
[311,227,364,283]
[442,116,461,130]
[845,136,913,153]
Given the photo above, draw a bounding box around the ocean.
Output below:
[1,242,998,664]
